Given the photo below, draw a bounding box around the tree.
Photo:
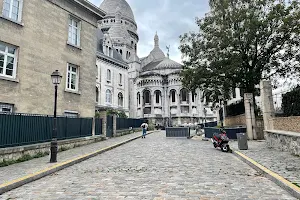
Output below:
[95,109,128,118]
[179,0,300,102]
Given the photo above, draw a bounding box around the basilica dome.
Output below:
[100,0,135,22]
[153,57,182,70]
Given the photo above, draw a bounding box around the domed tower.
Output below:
[99,0,139,63]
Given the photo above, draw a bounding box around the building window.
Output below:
[96,87,99,103]
[181,89,188,102]
[143,90,151,104]
[107,69,111,82]
[155,90,161,104]
[68,16,80,46]
[0,42,17,78]
[0,103,14,113]
[106,89,112,104]
[3,0,23,22]
[120,49,122,55]
[171,90,176,103]
[64,111,79,118]
[66,63,79,91]
[118,92,123,107]
[137,92,141,105]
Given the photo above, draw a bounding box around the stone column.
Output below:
[165,87,169,118]
[151,93,155,117]
[223,104,227,126]
[99,110,107,137]
[189,92,193,122]
[244,93,257,140]
[260,80,275,130]
[177,91,181,125]
[113,114,117,137]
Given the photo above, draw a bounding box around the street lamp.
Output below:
[50,70,62,163]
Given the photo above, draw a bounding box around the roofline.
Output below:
[96,52,129,69]
[73,0,106,19]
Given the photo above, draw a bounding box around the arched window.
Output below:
[120,49,123,55]
[96,87,99,103]
[170,90,176,103]
[137,92,141,105]
[107,69,111,81]
[106,89,112,104]
[181,89,189,102]
[155,90,161,104]
[143,90,151,104]
[118,93,123,107]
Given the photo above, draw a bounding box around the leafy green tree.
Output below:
[95,109,128,118]
[179,0,300,103]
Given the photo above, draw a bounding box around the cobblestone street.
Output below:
[0,132,296,200]
[231,140,300,187]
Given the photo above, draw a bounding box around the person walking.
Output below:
[141,122,148,138]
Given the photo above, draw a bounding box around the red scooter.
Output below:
[211,128,231,152]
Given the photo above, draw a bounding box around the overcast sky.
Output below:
[88,0,210,63]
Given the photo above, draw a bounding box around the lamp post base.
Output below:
[50,139,58,163]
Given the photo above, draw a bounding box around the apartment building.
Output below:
[0,0,105,117]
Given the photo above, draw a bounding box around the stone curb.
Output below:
[0,131,156,195]
[233,150,300,199]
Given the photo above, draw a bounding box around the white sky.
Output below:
[88,0,210,63]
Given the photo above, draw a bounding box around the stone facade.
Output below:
[97,0,217,125]
[96,53,129,114]
[265,130,300,156]
[0,0,105,117]
[225,114,246,126]
[270,116,300,133]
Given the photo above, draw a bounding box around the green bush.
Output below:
[282,86,300,116]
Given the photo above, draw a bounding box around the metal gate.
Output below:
[106,116,113,137]
[166,127,190,138]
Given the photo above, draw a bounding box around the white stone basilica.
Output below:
[96,0,216,126]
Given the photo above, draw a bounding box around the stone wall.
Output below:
[265,130,300,156]
[270,116,300,133]
[115,128,142,137]
[0,136,105,163]
[225,114,246,126]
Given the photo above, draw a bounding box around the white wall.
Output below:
[96,58,129,114]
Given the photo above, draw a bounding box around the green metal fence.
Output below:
[0,113,93,148]
[116,118,143,130]
[95,118,103,135]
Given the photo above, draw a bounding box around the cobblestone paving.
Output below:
[0,131,147,185]
[231,140,300,187]
[1,132,295,200]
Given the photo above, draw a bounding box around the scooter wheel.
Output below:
[213,143,217,148]
[221,144,229,152]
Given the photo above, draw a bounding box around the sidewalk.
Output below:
[0,131,151,186]
[231,140,300,187]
